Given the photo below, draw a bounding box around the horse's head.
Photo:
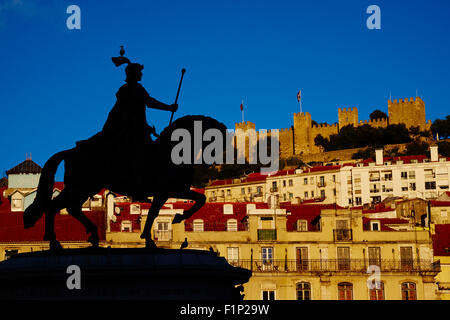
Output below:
[156,115,228,168]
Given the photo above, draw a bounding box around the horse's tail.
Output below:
[23,149,71,229]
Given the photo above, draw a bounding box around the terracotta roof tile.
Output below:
[6,160,42,175]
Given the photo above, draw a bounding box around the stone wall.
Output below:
[234,96,430,160]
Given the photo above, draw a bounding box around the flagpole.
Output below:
[242,99,244,123]
[300,93,303,113]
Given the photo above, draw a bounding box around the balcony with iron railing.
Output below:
[154,230,173,241]
[229,259,441,274]
[333,229,353,241]
[317,182,326,188]
[270,187,278,192]
[257,229,277,241]
[184,221,249,232]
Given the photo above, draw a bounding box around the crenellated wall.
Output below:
[310,123,338,153]
[388,97,426,130]
[359,118,388,128]
[338,107,359,129]
[234,97,429,159]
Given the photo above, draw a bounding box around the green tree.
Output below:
[314,134,329,150]
[405,139,429,156]
[352,147,375,160]
[438,141,450,157]
[369,109,387,120]
[431,115,450,139]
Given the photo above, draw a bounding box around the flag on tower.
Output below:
[297,90,301,102]
[240,100,243,111]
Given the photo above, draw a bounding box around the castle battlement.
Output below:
[293,112,311,119]
[388,96,424,105]
[312,123,338,129]
[234,96,428,159]
[235,121,256,131]
[338,107,358,113]
[360,118,388,126]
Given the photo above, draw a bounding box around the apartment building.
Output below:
[105,199,441,300]
[205,145,450,208]
[1,158,448,300]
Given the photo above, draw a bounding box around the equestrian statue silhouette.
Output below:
[23,48,227,250]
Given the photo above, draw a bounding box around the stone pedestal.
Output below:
[0,248,251,300]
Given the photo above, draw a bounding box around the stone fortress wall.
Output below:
[234,96,432,160]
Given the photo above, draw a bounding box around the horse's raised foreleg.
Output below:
[140,195,168,249]
[172,190,206,224]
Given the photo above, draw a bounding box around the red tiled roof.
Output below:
[363,203,396,214]
[304,165,341,173]
[282,203,342,231]
[190,187,205,194]
[268,169,296,177]
[207,172,267,187]
[433,224,450,256]
[362,217,409,231]
[430,200,450,207]
[6,160,42,175]
[0,210,106,242]
[359,155,431,166]
[208,179,233,187]
[0,186,106,242]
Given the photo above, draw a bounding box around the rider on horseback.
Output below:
[77,51,177,194]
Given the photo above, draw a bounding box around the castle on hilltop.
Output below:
[235,97,432,159]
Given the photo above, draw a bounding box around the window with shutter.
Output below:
[401,282,416,300]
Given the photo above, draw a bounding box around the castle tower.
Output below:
[235,121,257,163]
[388,97,427,130]
[338,107,358,130]
[293,112,312,155]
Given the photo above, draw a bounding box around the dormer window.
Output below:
[227,219,238,231]
[193,219,204,232]
[121,220,132,232]
[296,219,308,231]
[10,193,24,212]
[11,198,23,211]
[370,221,380,231]
[130,204,141,215]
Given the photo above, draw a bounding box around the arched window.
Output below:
[369,281,384,300]
[338,282,353,300]
[227,219,238,232]
[401,282,417,300]
[193,219,204,232]
[296,282,311,300]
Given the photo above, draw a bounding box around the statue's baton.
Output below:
[169,68,186,125]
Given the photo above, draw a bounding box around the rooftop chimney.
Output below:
[430,145,438,162]
[375,148,383,165]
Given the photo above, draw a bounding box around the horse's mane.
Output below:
[156,115,228,144]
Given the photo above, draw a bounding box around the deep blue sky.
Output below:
[1,0,450,178]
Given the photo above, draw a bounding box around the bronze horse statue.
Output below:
[23,115,227,250]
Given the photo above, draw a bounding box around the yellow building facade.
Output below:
[106,201,441,300]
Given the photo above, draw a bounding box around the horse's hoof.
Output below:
[49,240,63,251]
[88,233,99,247]
[172,214,184,224]
[145,239,157,250]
